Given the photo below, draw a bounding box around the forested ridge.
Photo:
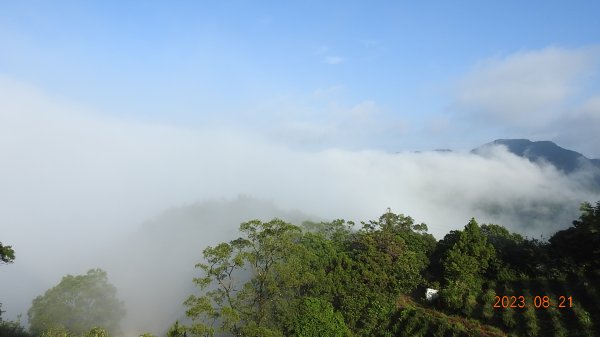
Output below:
[2,202,599,337]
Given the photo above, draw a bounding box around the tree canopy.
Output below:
[549,201,600,271]
[27,269,125,336]
[183,210,437,337]
[0,241,15,265]
[0,241,15,322]
[440,218,496,313]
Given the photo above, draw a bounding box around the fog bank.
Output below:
[0,76,598,332]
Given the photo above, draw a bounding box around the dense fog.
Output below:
[1,75,599,334]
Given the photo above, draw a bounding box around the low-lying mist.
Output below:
[1,76,598,334]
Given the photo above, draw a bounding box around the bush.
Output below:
[501,307,516,329]
[481,289,496,320]
[289,297,349,337]
[40,326,71,337]
[522,302,539,337]
[85,328,110,337]
[462,294,478,317]
[0,319,33,337]
[572,304,593,337]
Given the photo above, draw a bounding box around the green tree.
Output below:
[40,325,71,337]
[351,211,435,294]
[331,211,435,336]
[85,327,110,337]
[480,223,551,278]
[441,218,495,313]
[0,317,33,337]
[184,219,302,337]
[1,241,15,322]
[184,212,436,337]
[550,201,600,272]
[28,269,125,336]
[288,297,349,337]
[0,241,15,265]
[167,321,187,337]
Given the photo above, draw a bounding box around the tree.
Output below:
[167,321,187,337]
[1,241,15,321]
[28,269,125,336]
[0,241,15,265]
[441,218,495,313]
[351,211,435,294]
[288,297,349,337]
[184,212,435,337]
[329,211,435,336]
[550,201,600,272]
[184,219,302,337]
[0,317,33,337]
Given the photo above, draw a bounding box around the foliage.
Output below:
[166,321,186,337]
[137,333,155,337]
[0,242,15,265]
[179,203,600,337]
[549,201,600,272]
[0,241,16,324]
[184,219,302,336]
[335,211,435,335]
[440,218,495,313]
[0,318,33,337]
[40,326,71,337]
[28,269,125,336]
[286,297,349,337]
[84,327,110,337]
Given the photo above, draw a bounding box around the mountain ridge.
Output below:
[472,138,599,175]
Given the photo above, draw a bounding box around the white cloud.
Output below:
[323,55,344,64]
[455,46,600,128]
[1,75,598,329]
[545,93,600,158]
[579,94,600,120]
[314,45,345,65]
[448,45,600,157]
[267,98,393,149]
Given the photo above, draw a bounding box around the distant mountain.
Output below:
[472,139,599,174]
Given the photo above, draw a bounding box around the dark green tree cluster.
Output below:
[550,201,600,273]
[179,202,600,337]
[182,210,436,337]
[439,218,495,314]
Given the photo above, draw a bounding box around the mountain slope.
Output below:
[472,139,598,174]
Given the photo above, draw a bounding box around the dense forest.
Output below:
[1,201,599,337]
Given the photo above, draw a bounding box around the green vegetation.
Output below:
[0,241,15,265]
[177,202,600,336]
[2,201,600,336]
[0,240,15,325]
[27,269,125,336]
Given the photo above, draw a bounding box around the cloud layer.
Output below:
[452,46,600,157]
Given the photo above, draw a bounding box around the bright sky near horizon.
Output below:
[2,1,600,155]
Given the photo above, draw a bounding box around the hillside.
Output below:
[472,139,600,174]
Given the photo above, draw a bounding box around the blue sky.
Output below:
[1,1,600,153]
